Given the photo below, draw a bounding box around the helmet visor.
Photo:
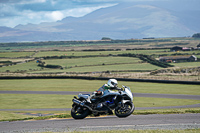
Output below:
[111,81,117,87]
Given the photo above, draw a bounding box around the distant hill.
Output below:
[0,0,199,42]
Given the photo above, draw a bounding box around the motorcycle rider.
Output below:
[95,79,119,96]
[92,79,119,115]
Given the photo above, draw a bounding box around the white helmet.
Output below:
[107,79,118,88]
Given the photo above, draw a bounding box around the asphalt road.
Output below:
[0,114,200,132]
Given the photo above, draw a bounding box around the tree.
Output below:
[101,37,112,40]
[192,33,200,38]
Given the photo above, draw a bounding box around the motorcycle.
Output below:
[71,85,135,119]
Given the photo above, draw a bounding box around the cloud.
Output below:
[0,0,169,27]
[2,0,47,4]
[0,0,118,27]
[1,1,119,27]
[48,11,64,21]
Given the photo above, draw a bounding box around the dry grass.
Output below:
[0,72,199,81]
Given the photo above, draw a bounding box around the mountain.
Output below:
[0,0,200,42]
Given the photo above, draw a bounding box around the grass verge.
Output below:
[0,113,71,122]
[1,108,200,122]
[133,108,200,115]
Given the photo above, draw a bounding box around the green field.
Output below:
[43,57,140,66]
[0,61,40,72]
[0,38,200,122]
[0,42,200,78]
[33,49,171,57]
[1,79,200,95]
[173,62,200,67]
[29,63,160,73]
[0,94,199,109]
[1,50,199,75]
[0,52,35,58]
[0,79,200,109]
[0,79,200,121]
[0,94,73,109]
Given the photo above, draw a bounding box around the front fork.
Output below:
[118,99,131,111]
[117,96,125,108]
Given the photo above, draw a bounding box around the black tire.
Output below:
[115,102,135,118]
[71,105,90,119]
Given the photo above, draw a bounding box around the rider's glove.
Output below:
[94,91,103,96]
[117,87,122,91]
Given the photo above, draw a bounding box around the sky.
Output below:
[3,0,197,29]
[0,0,121,28]
[0,0,168,28]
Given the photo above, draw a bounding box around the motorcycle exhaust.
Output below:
[72,99,105,113]
[72,99,93,111]
[72,99,84,106]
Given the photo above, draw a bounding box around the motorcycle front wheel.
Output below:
[115,102,135,118]
[71,105,90,119]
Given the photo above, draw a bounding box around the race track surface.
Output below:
[0,114,200,132]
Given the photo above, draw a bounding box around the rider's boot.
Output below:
[108,109,113,115]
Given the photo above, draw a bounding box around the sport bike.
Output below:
[71,85,135,119]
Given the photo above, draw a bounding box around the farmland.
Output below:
[0,37,200,122]
[0,37,200,81]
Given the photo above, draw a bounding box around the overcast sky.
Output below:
[0,0,168,28]
[0,0,118,27]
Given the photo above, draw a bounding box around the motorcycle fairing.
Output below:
[101,90,120,98]
[78,94,91,102]
[121,87,133,101]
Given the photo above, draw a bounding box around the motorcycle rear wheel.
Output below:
[115,102,135,118]
[71,105,90,119]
